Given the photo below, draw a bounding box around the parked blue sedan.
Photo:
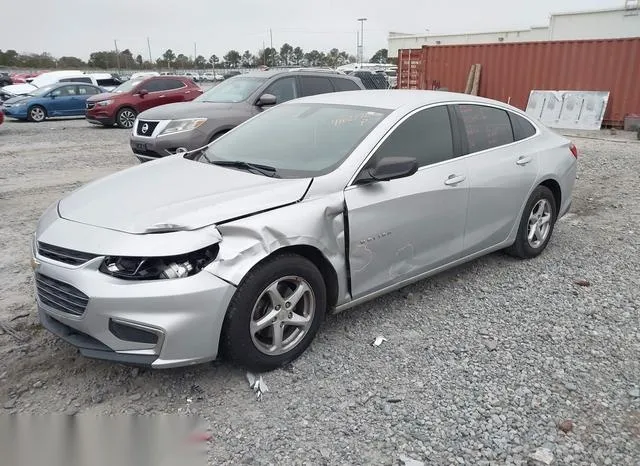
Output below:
[1,82,104,122]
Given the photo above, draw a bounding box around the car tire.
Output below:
[27,105,46,122]
[116,107,137,129]
[221,253,327,372]
[506,185,557,259]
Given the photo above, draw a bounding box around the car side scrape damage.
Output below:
[206,192,351,308]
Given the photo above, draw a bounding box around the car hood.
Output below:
[2,83,36,96]
[58,156,312,234]
[87,92,118,102]
[138,101,235,120]
[3,95,33,105]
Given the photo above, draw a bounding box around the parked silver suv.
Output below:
[130,70,365,162]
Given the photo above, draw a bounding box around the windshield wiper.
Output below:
[211,160,278,177]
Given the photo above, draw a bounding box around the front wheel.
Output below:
[116,107,137,129]
[221,254,326,372]
[506,185,557,259]
[27,105,46,122]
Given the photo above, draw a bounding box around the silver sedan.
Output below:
[32,90,577,371]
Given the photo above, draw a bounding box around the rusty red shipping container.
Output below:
[397,38,640,127]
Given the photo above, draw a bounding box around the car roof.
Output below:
[240,69,356,79]
[287,90,515,111]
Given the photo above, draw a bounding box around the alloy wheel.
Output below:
[119,110,136,128]
[250,275,315,356]
[527,199,552,248]
[30,107,45,122]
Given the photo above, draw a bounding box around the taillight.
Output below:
[569,142,578,159]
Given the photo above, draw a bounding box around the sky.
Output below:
[1,0,624,61]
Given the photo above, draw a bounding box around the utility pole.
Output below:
[263,41,266,66]
[194,42,197,67]
[357,18,367,65]
[147,37,153,66]
[114,39,120,70]
[270,28,273,66]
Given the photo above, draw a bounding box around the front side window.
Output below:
[196,77,266,103]
[198,103,389,178]
[368,105,454,169]
[263,77,298,104]
[112,78,144,94]
[300,76,334,96]
[457,104,514,153]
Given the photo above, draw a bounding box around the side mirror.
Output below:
[355,156,418,184]
[257,93,277,106]
[138,89,149,97]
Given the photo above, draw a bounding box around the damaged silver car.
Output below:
[33,90,577,371]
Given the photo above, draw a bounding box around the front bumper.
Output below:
[2,105,28,119]
[130,127,209,162]
[34,243,236,369]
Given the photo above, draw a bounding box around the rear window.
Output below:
[60,77,91,84]
[332,78,360,92]
[96,78,120,87]
[300,76,334,96]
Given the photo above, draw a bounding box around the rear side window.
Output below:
[163,79,187,90]
[509,112,537,141]
[457,104,514,153]
[332,78,360,92]
[60,77,91,84]
[300,76,334,96]
[78,85,100,95]
[370,105,454,168]
[96,78,120,87]
[143,80,165,92]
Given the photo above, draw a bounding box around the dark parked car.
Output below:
[130,70,365,161]
[0,72,12,87]
[85,76,203,128]
[2,83,105,122]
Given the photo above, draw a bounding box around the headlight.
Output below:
[96,99,113,107]
[159,118,207,136]
[99,244,219,280]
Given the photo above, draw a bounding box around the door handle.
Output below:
[159,95,166,98]
[516,156,533,166]
[444,174,466,186]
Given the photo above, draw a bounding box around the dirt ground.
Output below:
[0,116,638,465]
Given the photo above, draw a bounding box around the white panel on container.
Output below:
[525,90,610,130]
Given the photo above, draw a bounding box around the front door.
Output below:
[345,105,469,298]
[48,85,79,116]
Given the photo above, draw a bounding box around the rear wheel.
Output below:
[221,254,326,372]
[116,107,137,129]
[27,105,46,122]
[506,185,557,259]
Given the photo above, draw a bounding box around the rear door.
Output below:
[162,78,190,104]
[345,105,469,298]
[454,104,540,255]
[75,85,101,115]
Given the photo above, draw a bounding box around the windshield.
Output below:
[28,84,58,97]
[195,76,266,103]
[112,78,144,93]
[197,103,389,178]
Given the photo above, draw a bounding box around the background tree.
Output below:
[280,43,293,65]
[223,50,241,68]
[258,47,277,67]
[303,50,321,67]
[57,56,85,68]
[292,47,304,65]
[241,50,254,67]
[209,54,219,69]
[88,51,118,69]
[162,49,176,68]
[136,54,144,68]
[0,49,19,66]
[194,55,207,69]
[370,48,389,64]
[174,53,190,69]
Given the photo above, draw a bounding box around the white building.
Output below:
[388,5,640,57]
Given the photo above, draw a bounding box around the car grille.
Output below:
[86,102,96,110]
[35,273,89,317]
[136,120,159,136]
[37,242,98,266]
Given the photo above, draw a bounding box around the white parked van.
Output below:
[1,71,122,97]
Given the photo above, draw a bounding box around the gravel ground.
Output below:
[0,117,638,465]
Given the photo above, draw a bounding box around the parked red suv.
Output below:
[86,76,202,128]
